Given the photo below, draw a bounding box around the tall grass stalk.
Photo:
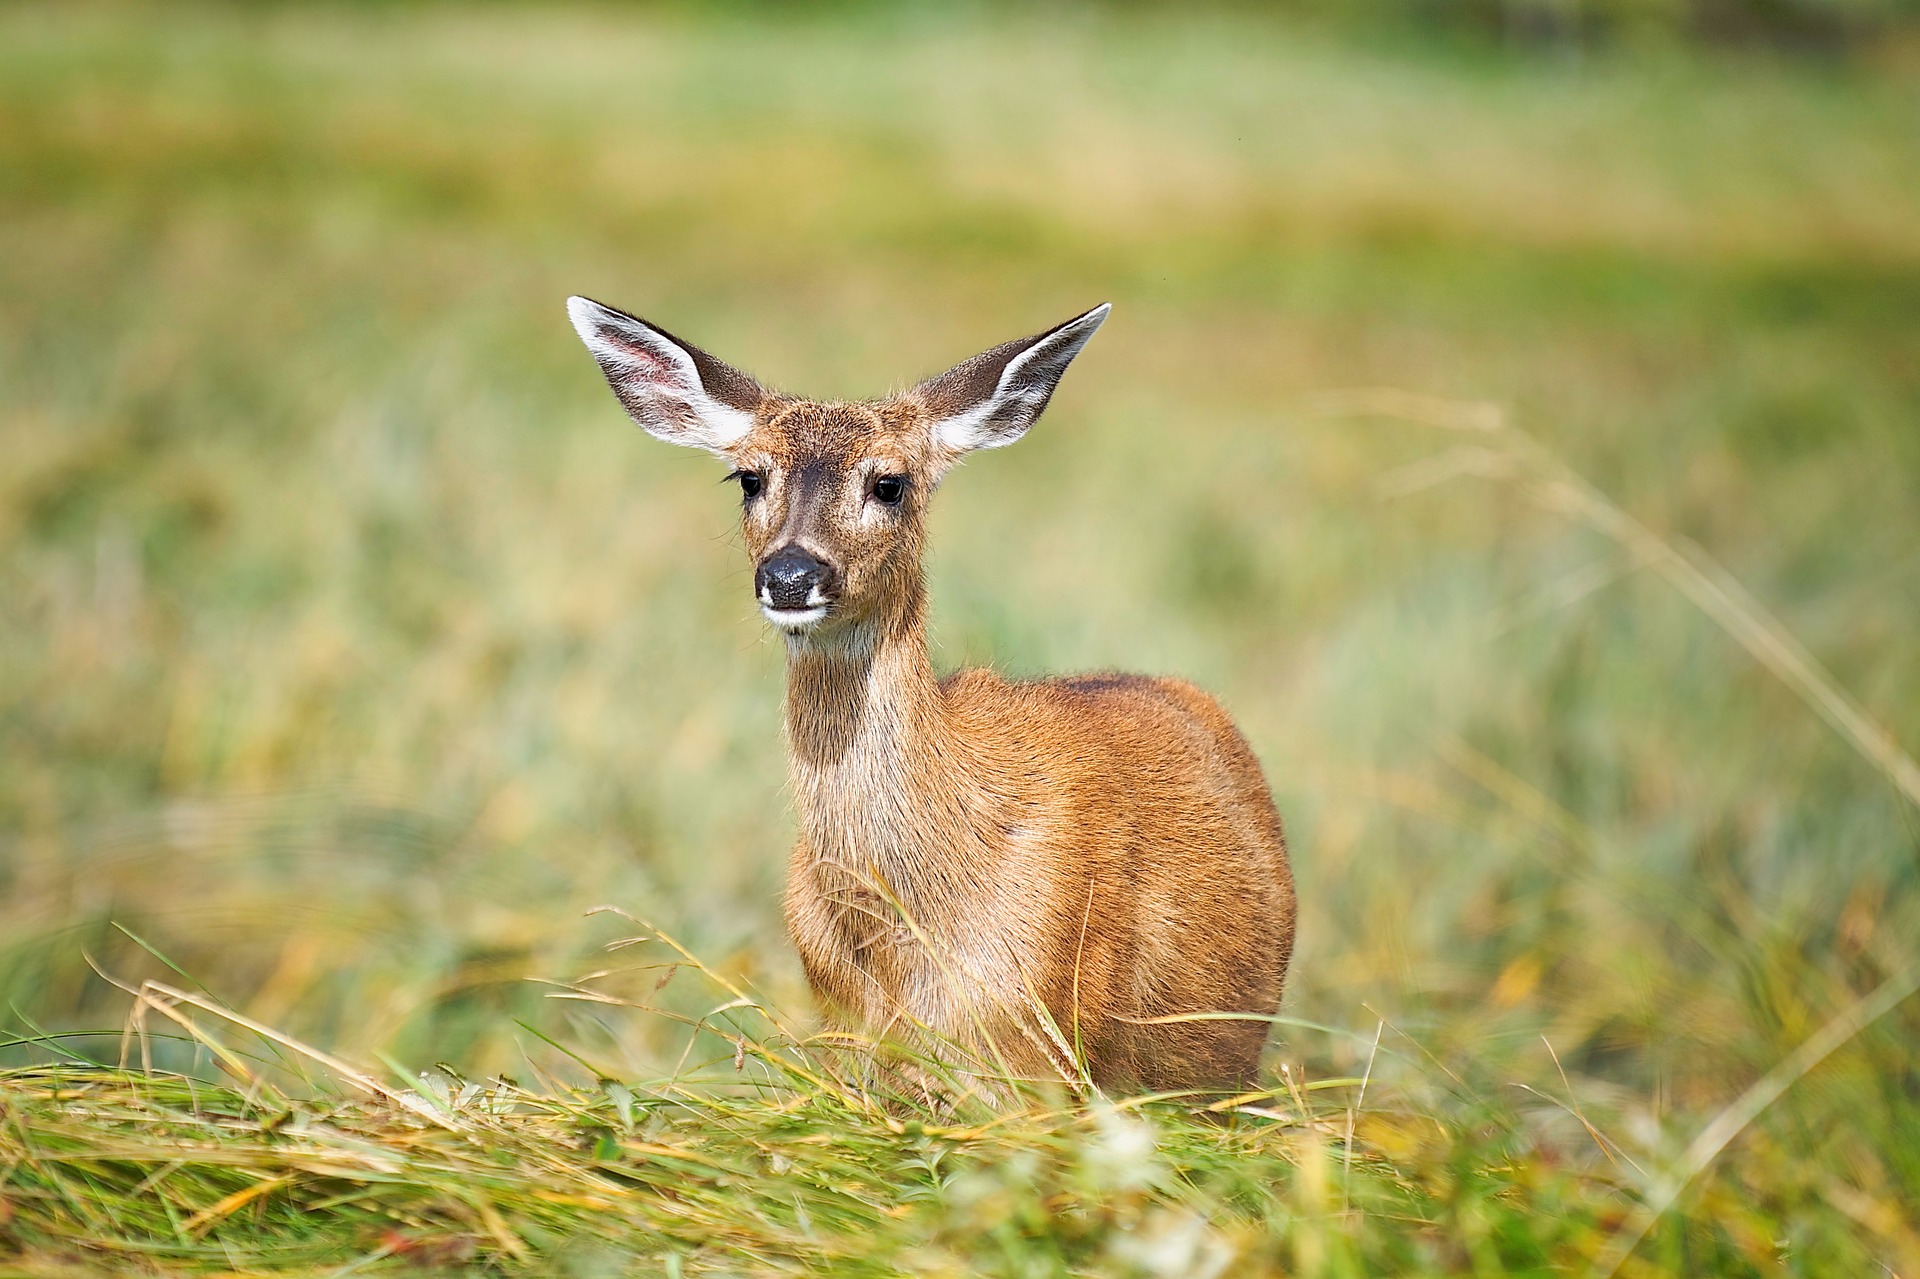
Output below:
[1334,388,1920,811]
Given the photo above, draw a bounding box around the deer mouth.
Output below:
[761,603,829,632]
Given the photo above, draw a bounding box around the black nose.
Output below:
[757,546,835,610]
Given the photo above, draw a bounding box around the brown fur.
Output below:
[568,300,1295,1091]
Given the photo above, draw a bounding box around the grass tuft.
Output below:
[2,955,1606,1278]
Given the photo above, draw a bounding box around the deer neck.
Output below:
[782,585,978,892]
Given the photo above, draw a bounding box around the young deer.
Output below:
[567,297,1295,1091]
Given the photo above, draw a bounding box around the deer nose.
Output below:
[756,546,836,611]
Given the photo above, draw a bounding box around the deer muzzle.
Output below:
[756,545,837,630]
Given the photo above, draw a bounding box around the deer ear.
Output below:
[567,296,765,454]
[917,303,1109,458]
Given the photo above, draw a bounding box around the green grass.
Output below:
[3,2,1919,1274]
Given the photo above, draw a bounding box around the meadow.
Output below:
[2,2,1918,1274]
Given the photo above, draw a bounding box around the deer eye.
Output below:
[871,475,907,506]
[732,471,764,500]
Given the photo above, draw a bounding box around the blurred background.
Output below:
[2,0,1917,1248]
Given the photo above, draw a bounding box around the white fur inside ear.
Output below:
[567,296,753,451]
[933,390,1037,454]
[932,303,1109,455]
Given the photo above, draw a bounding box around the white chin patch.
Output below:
[762,604,828,632]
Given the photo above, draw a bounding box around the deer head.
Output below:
[567,297,1108,644]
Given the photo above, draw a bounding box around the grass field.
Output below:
[3,3,1918,1274]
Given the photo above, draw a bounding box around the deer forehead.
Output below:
[745,400,930,475]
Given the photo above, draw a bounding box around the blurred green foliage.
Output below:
[1,1,1918,1273]
[1242,0,1917,50]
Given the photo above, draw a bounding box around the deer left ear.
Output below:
[567,296,766,455]
[916,303,1110,459]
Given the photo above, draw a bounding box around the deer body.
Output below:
[568,300,1294,1091]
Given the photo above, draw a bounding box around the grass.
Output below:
[3,1,1919,1273]
[0,1052,1596,1277]
[2,938,1912,1275]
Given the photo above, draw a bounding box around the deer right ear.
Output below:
[566,296,764,454]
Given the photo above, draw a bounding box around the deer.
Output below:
[566,296,1295,1094]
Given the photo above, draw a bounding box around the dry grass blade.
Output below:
[180,1174,292,1236]
[1534,479,1920,813]
[1325,391,1920,812]
[133,981,461,1132]
[1342,1020,1384,1209]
